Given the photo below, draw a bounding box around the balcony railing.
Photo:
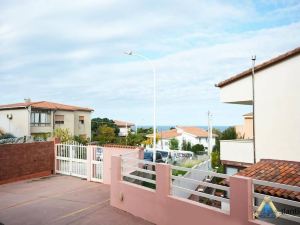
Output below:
[220,139,254,164]
[253,179,300,224]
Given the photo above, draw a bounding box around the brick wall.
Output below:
[0,141,54,184]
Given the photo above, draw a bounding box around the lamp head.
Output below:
[124,51,133,55]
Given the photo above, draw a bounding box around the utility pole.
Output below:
[251,55,257,164]
[208,111,213,153]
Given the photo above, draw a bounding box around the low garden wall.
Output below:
[0,141,55,184]
[110,155,267,225]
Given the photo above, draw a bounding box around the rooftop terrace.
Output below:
[0,175,152,225]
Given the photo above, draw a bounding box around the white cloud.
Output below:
[0,1,300,125]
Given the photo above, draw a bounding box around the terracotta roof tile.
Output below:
[0,101,93,112]
[147,129,180,139]
[113,120,135,127]
[177,126,218,138]
[238,159,300,202]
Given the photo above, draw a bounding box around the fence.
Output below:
[170,160,230,212]
[252,179,300,224]
[121,151,156,189]
[0,136,35,144]
[111,153,300,225]
[0,141,54,184]
[55,143,103,182]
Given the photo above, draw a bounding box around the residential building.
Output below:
[113,120,135,136]
[216,46,300,174]
[148,126,216,150]
[235,112,253,139]
[0,101,93,139]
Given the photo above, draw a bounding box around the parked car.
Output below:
[144,150,164,163]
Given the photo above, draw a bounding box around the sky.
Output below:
[1,0,300,126]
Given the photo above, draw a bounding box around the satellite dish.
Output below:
[7,114,13,120]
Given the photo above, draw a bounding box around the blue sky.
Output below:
[1,0,300,126]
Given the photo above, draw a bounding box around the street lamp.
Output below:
[124,51,157,162]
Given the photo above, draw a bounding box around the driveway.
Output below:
[0,175,153,225]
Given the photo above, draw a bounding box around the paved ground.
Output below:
[0,175,153,225]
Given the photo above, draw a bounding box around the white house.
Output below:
[113,120,135,137]
[148,126,216,150]
[0,100,93,139]
[216,46,300,174]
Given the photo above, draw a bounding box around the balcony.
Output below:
[219,76,253,105]
[220,139,254,165]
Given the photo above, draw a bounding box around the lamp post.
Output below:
[124,51,157,162]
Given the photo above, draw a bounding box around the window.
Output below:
[79,116,84,124]
[31,111,51,126]
[55,115,64,124]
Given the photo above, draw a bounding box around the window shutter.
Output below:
[55,115,64,121]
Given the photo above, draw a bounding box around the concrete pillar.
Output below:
[86,145,92,181]
[110,155,122,207]
[230,175,254,223]
[52,138,60,174]
[156,163,171,197]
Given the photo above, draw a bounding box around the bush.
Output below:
[169,138,179,150]
[73,135,88,145]
[54,128,72,143]
[172,159,202,176]
[191,144,205,155]
[0,133,15,140]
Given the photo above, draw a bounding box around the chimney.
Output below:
[24,98,31,103]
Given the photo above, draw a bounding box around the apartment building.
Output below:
[216,46,300,174]
[0,101,93,139]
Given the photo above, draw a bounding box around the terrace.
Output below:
[0,175,152,225]
[0,140,299,225]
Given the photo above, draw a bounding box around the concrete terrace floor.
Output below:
[0,175,153,225]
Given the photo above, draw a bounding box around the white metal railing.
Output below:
[56,143,87,178]
[55,144,104,182]
[252,179,300,224]
[90,146,103,182]
[171,163,230,211]
[121,153,157,189]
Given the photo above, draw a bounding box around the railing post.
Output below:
[110,155,122,207]
[156,163,171,197]
[230,175,254,223]
[86,146,92,181]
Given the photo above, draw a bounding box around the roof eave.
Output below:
[215,46,300,88]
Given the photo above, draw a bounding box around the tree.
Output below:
[73,135,88,145]
[54,128,72,143]
[191,144,205,155]
[187,141,192,151]
[221,127,237,140]
[169,138,179,150]
[142,133,160,147]
[211,151,221,169]
[137,127,153,135]
[182,140,187,150]
[91,118,119,139]
[122,132,146,146]
[95,125,116,145]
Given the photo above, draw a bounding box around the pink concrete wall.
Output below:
[110,155,270,225]
[102,146,143,184]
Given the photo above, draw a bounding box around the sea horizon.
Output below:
[138,125,229,132]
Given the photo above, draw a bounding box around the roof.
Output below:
[243,112,253,118]
[177,126,218,137]
[216,46,300,88]
[0,101,93,112]
[148,129,179,139]
[113,120,135,127]
[238,159,300,201]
